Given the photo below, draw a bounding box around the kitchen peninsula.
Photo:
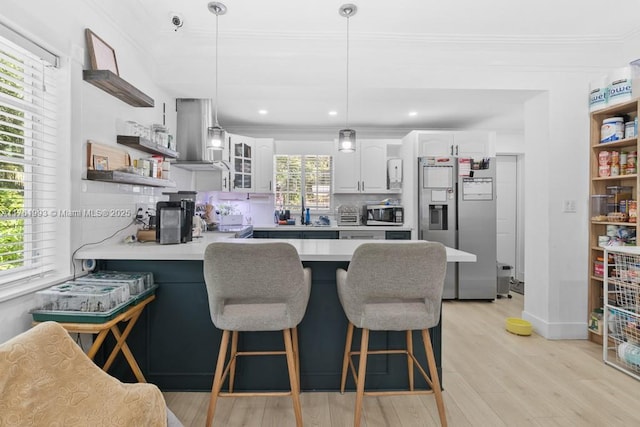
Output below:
[75,236,475,391]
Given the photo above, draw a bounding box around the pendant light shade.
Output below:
[338,129,356,152]
[338,4,357,152]
[207,125,226,151]
[207,1,227,151]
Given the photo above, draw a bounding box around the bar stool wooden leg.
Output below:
[354,328,369,427]
[406,329,415,391]
[207,330,231,427]
[292,326,301,391]
[283,328,303,427]
[229,330,239,393]
[422,329,447,427]
[340,322,355,393]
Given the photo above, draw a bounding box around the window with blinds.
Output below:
[0,30,58,285]
[275,155,332,212]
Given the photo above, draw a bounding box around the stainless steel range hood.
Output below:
[173,98,234,172]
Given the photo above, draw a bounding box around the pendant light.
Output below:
[338,4,357,152]
[206,2,227,151]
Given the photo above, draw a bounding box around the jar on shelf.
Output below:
[611,151,620,176]
[601,117,624,143]
[629,201,637,223]
[599,151,611,177]
[627,151,637,174]
[591,194,611,221]
[625,121,636,139]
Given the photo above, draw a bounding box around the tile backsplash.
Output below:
[196,191,401,226]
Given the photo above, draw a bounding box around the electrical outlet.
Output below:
[135,203,155,224]
[562,200,576,213]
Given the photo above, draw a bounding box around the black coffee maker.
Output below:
[155,200,194,244]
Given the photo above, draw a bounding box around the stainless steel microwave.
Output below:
[363,205,404,226]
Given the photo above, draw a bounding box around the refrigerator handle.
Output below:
[455,145,459,156]
[450,145,454,156]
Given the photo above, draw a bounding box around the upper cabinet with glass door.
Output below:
[229,134,254,192]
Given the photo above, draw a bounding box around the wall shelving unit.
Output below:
[589,99,639,346]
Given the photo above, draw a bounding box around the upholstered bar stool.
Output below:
[337,241,448,427]
[203,241,311,427]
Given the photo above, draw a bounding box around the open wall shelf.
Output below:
[86,170,175,188]
[83,70,154,107]
[117,136,178,159]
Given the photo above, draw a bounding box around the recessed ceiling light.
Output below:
[258,109,268,115]
[409,111,418,117]
[329,111,338,116]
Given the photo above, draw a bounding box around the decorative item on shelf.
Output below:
[82,30,153,107]
[92,155,108,171]
[337,4,357,153]
[85,29,119,75]
[206,2,227,151]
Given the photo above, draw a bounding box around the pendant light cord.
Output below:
[345,15,350,129]
[214,11,220,127]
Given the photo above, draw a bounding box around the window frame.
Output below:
[0,23,60,291]
[275,154,333,213]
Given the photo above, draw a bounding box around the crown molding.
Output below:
[160,28,624,47]
[224,124,519,141]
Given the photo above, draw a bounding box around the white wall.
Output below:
[0,0,177,339]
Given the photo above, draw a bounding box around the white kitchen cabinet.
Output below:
[418,133,455,157]
[229,134,254,192]
[418,131,495,158]
[254,138,274,193]
[454,131,496,158]
[333,140,397,193]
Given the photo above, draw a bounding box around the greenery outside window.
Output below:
[275,155,332,212]
[0,29,58,286]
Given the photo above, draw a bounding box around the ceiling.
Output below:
[125,0,640,140]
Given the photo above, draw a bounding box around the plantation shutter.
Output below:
[0,26,58,285]
[275,155,332,213]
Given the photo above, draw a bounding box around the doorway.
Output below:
[496,155,523,291]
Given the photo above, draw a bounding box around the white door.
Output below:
[496,155,517,276]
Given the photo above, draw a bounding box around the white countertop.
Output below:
[74,233,476,263]
[253,225,412,232]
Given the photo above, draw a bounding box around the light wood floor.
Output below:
[164,293,640,426]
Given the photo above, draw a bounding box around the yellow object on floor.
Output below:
[505,317,533,336]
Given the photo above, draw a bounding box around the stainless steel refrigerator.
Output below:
[418,156,497,300]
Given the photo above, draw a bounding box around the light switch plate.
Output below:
[562,200,576,213]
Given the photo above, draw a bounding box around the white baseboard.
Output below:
[522,310,589,340]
